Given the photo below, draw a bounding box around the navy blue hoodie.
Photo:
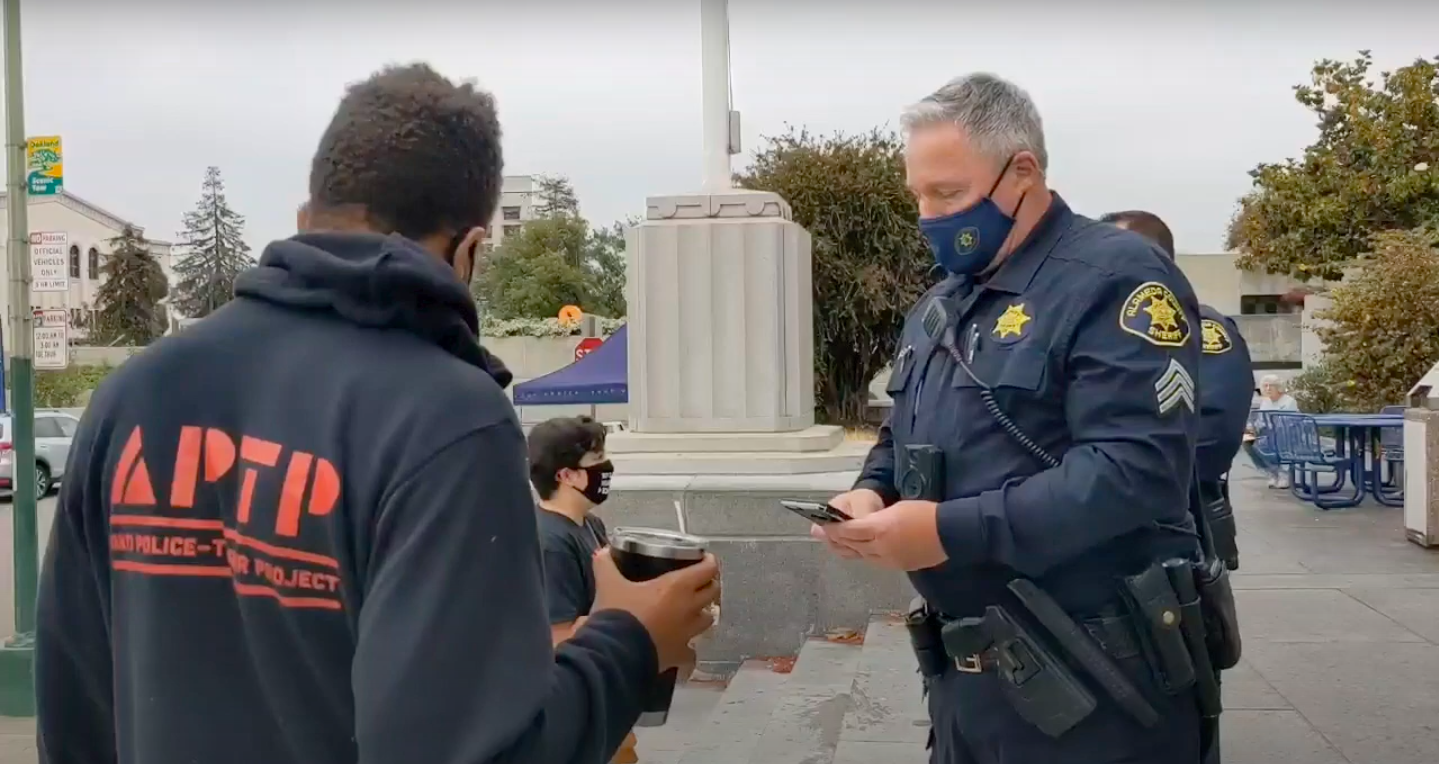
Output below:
[35,232,657,764]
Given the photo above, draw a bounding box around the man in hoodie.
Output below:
[36,63,720,764]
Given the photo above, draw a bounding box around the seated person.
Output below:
[1244,375,1300,488]
[528,416,638,763]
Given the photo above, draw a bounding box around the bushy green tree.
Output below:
[737,127,933,425]
[1229,53,1439,280]
[1311,226,1439,411]
[91,226,169,345]
[479,175,628,319]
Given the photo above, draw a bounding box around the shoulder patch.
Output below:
[1155,358,1196,415]
[1201,318,1233,355]
[1119,281,1191,348]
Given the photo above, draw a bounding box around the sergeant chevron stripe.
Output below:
[1155,358,1196,415]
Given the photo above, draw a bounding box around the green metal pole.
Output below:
[3,0,38,648]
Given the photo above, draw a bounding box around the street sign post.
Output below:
[1,0,40,717]
[28,231,67,292]
[24,135,60,196]
[33,310,67,370]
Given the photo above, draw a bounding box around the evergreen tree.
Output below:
[173,166,254,318]
[91,225,169,346]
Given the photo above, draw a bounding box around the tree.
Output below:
[1229,53,1439,280]
[1311,226,1439,411]
[534,174,580,218]
[478,175,629,320]
[737,127,933,425]
[172,166,255,318]
[91,225,169,346]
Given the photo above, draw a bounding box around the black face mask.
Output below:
[577,460,614,506]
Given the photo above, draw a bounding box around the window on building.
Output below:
[68,245,80,278]
[502,206,522,221]
[503,224,522,238]
[1240,295,1298,315]
[88,248,101,280]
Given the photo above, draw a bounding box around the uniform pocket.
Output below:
[951,347,1046,392]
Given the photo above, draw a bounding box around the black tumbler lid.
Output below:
[610,527,707,561]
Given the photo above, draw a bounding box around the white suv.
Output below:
[0,410,81,496]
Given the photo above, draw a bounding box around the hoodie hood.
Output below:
[233,232,513,388]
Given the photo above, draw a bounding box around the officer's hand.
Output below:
[823,500,948,571]
[830,489,885,520]
[591,548,720,672]
[811,489,886,559]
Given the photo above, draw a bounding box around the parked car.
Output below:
[0,410,81,497]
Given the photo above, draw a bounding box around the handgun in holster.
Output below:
[904,597,950,679]
[940,604,1098,739]
[1200,478,1240,571]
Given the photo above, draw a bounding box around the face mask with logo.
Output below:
[919,156,1025,275]
[577,460,614,506]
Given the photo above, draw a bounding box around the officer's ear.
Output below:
[1010,152,1043,193]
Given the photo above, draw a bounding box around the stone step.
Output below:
[631,681,727,764]
[744,638,865,764]
[831,617,930,764]
[675,660,797,764]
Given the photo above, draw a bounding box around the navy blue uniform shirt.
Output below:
[856,196,1202,617]
[1195,305,1255,484]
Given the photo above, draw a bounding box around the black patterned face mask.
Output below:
[580,460,614,506]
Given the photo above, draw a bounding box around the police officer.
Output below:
[815,74,1206,763]
[1101,211,1254,571]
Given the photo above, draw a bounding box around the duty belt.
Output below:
[938,612,1142,674]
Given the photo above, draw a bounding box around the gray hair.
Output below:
[900,73,1049,171]
[1260,374,1283,388]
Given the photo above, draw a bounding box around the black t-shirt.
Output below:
[538,509,609,625]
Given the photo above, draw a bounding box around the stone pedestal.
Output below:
[601,190,898,663]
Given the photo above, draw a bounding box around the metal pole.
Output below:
[699,0,732,193]
[3,0,39,646]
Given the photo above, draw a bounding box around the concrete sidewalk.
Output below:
[1221,464,1439,763]
[2,465,1438,762]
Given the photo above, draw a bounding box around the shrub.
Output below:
[34,365,115,408]
[1287,362,1346,414]
[1314,226,1439,411]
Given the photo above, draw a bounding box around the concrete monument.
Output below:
[603,0,909,663]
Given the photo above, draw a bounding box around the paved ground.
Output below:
[0,462,1437,762]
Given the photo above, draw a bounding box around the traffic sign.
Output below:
[33,316,68,370]
[28,231,68,292]
[575,336,603,361]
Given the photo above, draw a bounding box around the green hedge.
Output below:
[34,365,114,408]
[481,316,623,338]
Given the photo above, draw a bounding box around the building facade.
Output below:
[486,175,539,252]
[1176,252,1318,385]
[0,191,175,348]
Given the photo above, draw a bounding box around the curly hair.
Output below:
[308,63,504,241]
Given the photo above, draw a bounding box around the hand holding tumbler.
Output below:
[607,528,711,726]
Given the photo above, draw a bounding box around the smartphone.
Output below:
[780,499,853,525]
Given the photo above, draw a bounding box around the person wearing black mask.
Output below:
[36,63,719,764]
[528,416,637,763]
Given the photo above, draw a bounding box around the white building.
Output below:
[0,190,175,349]
[486,175,539,252]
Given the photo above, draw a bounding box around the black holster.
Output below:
[1195,558,1243,671]
[1200,479,1240,571]
[904,597,949,679]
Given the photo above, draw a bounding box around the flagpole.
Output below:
[699,0,732,193]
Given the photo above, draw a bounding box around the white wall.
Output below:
[0,192,174,353]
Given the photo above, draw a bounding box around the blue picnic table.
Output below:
[1291,412,1405,508]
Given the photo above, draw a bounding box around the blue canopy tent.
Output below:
[512,325,629,406]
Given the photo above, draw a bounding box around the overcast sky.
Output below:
[15,0,1439,255]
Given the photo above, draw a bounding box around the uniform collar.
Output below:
[980,193,1072,295]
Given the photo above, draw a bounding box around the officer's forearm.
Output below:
[853,419,900,506]
[933,441,1187,576]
